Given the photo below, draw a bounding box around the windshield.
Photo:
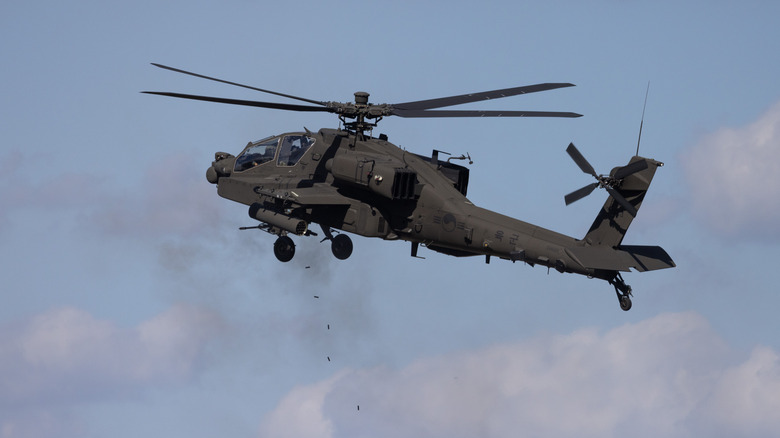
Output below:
[277,135,315,166]
[234,137,279,172]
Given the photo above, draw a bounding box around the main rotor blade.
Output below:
[565,182,599,205]
[393,109,582,118]
[605,187,638,217]
[566,143,597,177]
[142,91,333,112]
[392,83,576,111]
[613,159,649,180]
[150,63,327,106]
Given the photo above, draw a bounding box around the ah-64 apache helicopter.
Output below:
[144,63,675,311]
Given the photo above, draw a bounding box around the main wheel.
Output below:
[619,295,632,311]
[331,234,353,260]
[273,236,295,262]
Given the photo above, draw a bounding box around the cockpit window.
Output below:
[277,135,315,166]
[234,137,279,172]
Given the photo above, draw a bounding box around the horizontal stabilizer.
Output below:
[566,245,675,272]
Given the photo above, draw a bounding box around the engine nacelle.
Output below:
[327,152,418,200]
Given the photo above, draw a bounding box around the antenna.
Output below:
[635,82,650,156]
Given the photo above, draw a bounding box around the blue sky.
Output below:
[2,1,780,437]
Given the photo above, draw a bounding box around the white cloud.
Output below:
[684,100,780,240]
[258,312,780,438]
[697,346,780,437]
[0,304,223,408]
[259,372,347,438]
[135,303,224,380]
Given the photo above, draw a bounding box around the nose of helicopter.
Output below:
[206,152,235,184]
[206,165,219,184]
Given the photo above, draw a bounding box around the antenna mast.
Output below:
[636,82,650,156]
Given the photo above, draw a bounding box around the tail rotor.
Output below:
[564,143,648,217]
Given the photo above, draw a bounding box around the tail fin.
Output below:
[584,156,664,247]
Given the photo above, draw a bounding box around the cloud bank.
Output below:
[0,305,223,435]
[684,100,780,240]
[260,312,780,438]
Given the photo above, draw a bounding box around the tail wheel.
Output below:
[331,234,353,260]
[619,295,632,311]
[609,272,633,311]
[274,236,295,262]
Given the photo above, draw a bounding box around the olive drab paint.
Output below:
[144,64,675,311]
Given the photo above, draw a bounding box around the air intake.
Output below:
[392,169,417,200]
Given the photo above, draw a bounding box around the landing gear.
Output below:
[609,272,633,311]
[619,294,632,311]
[269,226,353,262]
[331,234,353,260]
[273,235,295,262]
[320,225,353,260]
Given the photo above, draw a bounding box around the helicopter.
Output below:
[144,63,675,311]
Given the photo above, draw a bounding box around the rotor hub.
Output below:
[354,91,369,105]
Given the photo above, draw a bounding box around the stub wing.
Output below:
[565,245,676,272]
[255,183,353,206]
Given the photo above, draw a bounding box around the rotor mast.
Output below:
[339,91,383,137]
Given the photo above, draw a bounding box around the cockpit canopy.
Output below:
[234,134,315,172]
